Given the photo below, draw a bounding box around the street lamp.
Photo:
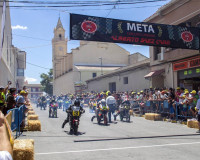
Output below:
[99,57,103,75]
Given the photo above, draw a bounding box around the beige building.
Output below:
[0,1,14,86]
[0,1,26,89]
[144,0,200,91]
[26,83,43,102]
[12,46,26,90]
[86,57,150,93]
[52,18,131,95]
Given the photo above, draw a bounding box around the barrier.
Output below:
[175,102,192,121]
[5,113,14,148]
[7,105,27,138]
[132,99,193,121]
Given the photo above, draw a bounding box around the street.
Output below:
[20,104,200,160]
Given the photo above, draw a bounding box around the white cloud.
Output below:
[12,25,28,30]
[25,77,37,83]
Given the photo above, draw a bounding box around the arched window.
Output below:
[59,34,62,40]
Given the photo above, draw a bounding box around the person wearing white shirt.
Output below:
[106,92,116,123]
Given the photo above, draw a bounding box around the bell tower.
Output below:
[52,17,68,79]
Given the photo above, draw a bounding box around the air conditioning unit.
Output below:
[157,47,164,61]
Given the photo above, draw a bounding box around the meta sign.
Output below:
[70,14,200,50]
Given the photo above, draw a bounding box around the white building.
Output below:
[0,1,26,89]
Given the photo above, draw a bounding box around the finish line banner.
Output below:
[70,14,200,50]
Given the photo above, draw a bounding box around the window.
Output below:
[123,77,128,84]
[59,34,62,40]
[154,47,161,60]
[17,69,24,76]
[92,73,97,78]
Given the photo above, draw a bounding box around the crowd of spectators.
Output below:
[0,82,29,116]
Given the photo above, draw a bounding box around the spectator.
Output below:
[5,88,16,113]
[16,90,26,108]
[188,90,199,118]
[0,84,10,115]
[0,111,13,160]
[168,88,175,120]
[196,91,200,133]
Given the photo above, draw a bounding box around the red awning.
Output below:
[144,69,165,78]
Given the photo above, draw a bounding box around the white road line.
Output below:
[36,141,200,155]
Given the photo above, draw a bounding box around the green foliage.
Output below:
[40,69,53,95]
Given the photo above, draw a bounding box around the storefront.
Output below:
[173,56,200,91]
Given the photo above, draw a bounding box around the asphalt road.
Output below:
[21,104,200,160]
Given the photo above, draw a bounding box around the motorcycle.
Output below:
[67,106,84,135]
[119,104,131,122]
[49,102,58,118]
[97,106,108,125]
[58,99,63,109]
[41,101,47,110]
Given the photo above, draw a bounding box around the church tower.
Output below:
[52,17,68,80]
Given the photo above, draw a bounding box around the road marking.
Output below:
[36,141,200,155]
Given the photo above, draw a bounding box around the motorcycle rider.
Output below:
[62,99,85,128]
[91,99,108,122]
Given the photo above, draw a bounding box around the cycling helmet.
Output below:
[74,100,80,106]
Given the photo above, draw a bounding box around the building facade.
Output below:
[86,58,150,93]
[52,18,131,95]
[144,0,200,91]
[26,83,43,102]
[0,1,26,89]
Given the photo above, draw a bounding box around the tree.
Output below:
[40,69,53,96]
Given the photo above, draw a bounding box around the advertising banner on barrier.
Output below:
[70,14,200,50]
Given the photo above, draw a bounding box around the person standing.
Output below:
[195,91,200,133]
[5,88,16,113]
[106,92,116,123]
[0,83,10,115]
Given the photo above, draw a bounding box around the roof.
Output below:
[144,69,165,78]
[75,66,120,71]
[144,0,179,22]
[86,59,150,83]
[56,17,63,29]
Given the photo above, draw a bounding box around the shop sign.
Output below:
[173,61,188,71]
[70,14,200,50]
[189,58,200,68]
[173,56,200,71]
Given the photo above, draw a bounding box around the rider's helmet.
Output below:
[100,99,106,106]
[74,99,80,106]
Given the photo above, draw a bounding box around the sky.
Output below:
[10,0,171,84]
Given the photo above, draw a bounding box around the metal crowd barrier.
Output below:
[130,100,170,115]
[130,99,193,120]
[175,102,192,121]
[7,105,26,138]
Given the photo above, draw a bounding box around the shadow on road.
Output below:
[64,131,86,136]
[92,123,111,126]
[74,133,200,142]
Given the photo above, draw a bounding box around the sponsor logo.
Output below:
[181,31,193,42]
[127,23,155,33]
[81,21,97,33]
